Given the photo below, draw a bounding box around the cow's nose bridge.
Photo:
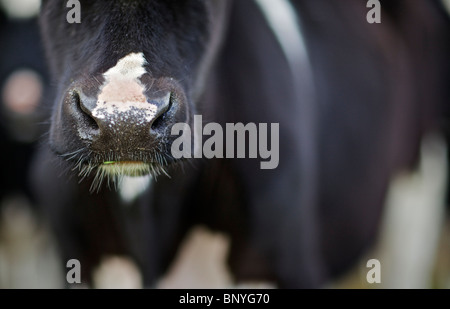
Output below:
[91,91,171,127]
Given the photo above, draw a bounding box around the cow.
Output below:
[33,0,450,288]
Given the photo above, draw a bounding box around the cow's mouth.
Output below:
[67,153,173,193]
[100,161,154,177]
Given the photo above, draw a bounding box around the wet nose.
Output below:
[68,88,172,150]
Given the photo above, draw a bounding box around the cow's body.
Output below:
[34,0,450,288]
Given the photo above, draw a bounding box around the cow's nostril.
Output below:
[150,92,173,131]
[73,90,99,131]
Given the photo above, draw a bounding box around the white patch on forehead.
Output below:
[92,52,158,123]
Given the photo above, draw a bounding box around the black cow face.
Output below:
[40,0,229,189]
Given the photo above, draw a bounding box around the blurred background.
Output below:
[0,0,449,289]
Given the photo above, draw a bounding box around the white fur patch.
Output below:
[157,226,277,289]
[119,175,152,204]
[377,134,448,288]
[93,256,143,289]
[443,0,450,16]
[255,0,309,70]
[0,0,40,19]
[158,226,233,289]
[93,52,158,123]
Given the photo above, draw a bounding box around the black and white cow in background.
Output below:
[0,4,48,205]
[32,0,450,288]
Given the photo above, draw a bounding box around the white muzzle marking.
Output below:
[93,52,158,123]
